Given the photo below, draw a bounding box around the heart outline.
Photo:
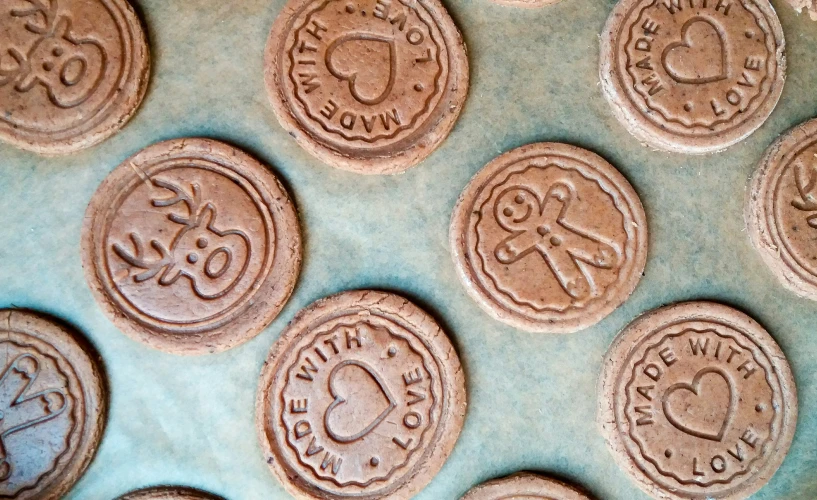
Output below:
[325,33,396,106]
[323,360,397,443]
[661,17,728,85]
[662,367,737,442]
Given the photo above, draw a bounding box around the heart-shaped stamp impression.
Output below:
[662,367,736,442]
[662,18,728,84]
[600,304,798,498]
[324,360,397,443]
[326,34,396,106]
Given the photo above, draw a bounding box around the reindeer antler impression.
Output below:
[11,0,58,35]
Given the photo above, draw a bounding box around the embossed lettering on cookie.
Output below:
[82,138,302,355]
[0,310,106,500]
[265,0,469,174]
[256,290,466,499]
[0,0,150,155]
[598,302,798,500]
[600,0,785,154]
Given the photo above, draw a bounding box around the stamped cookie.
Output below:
[460,473,592,500]
[785,0,817,20]
[746,118,817,300]
[117,486,223,500]
[256,290,466,499]
[0,310,105,500]
[81,138,302,355]
[450,143,648,333]
[599,0,785,154]
[0,0,149,155]
[598,302,797,499]
[264,0,469,174]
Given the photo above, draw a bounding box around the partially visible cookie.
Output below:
[785,0,817,20]
[0,0,150,155]
[598,302,797,500]
[746,117,817,300]
[0,309,106,500]
[256,290,466,499]
[460,473,592,500]
[599,0,785,153]
[82,138,302,355]
[264,0,469,174]
[117,486,223,500]
[450,142,648,333]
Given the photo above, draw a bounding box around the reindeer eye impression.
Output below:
[205,247,233,279]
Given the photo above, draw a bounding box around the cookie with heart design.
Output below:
[598,302,797,500]
[81,138,302,355]
[450,143,648,333]
[264,0,469,174]
[460,473,592,500]
[116,486,224,499]
[0,0,150,155]
[600,0,785,154]
[0,310,106,500]
[256,290,466,499]
[745,117,817,300]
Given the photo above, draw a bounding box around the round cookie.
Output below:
[0,0,150,155]
[599,0,785,154]
[264,0,469,174]
[450,142,648,333]
[0,310,106,500]
[117,486,223,500]
[256,290,466,499]
[460,473,592,500]
[746,117,817,300]
[82,138,302,355]
[598,302,797,500]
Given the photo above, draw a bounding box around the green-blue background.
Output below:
[1,0,815,498]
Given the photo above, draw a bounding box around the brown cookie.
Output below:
[264,0,469,174]
[599,0,785,154]
[598,302,797,500]
[460,473,592,500]
[117,486,223,500]
[746,117,817,300]
[785,0,817,20]
[0,310,106,500]
[450,143,648,333]
[0,0,150,155]
[81,138,302,355]
[256,290,466,499]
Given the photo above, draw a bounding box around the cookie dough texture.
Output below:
[264,0,469,174]
[0,0,150,155]
[460,472,592,500]
[0,310,106,500]
[598,302,797,499]
[256,290,466,499]
[82,138,302,355]
[450,142,648,333]
[599,0,785,154]
[746,117,817,300]
[116,486,224,500]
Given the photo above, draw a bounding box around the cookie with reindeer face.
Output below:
[746,117,817,300]
[0,0,150,155]
[0,310,105,500]
[82,138,302,355]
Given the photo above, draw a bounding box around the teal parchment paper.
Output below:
[1,0,816,498]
